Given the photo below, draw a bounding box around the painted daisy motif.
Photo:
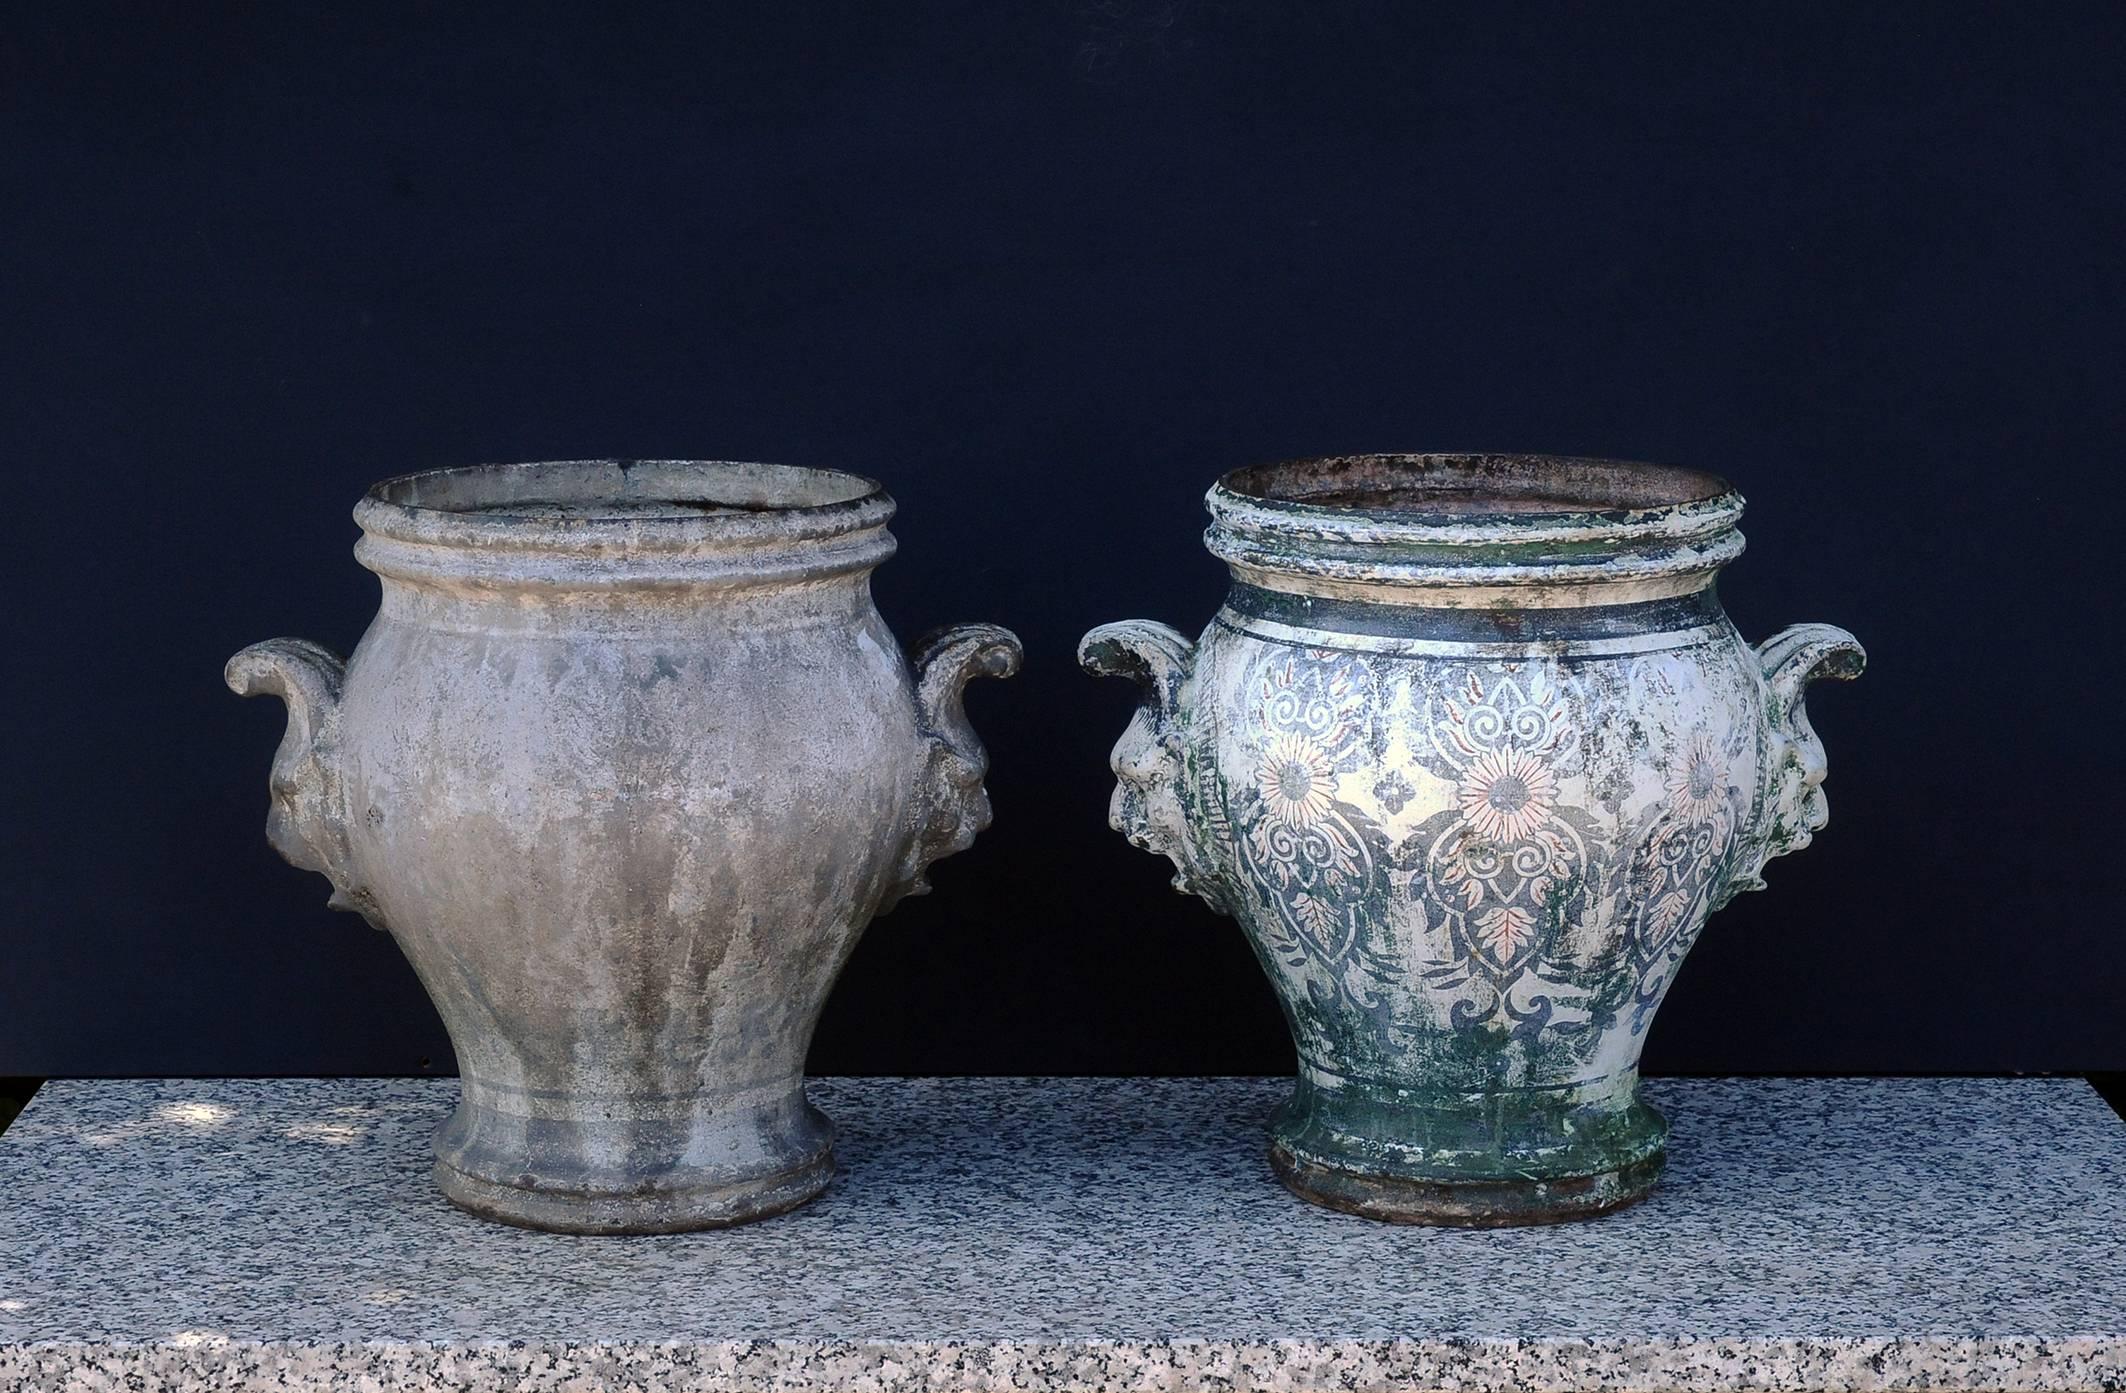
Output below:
[1257,732,1338,829]
[1455,746,1558,844]
[1665,734,1728,822]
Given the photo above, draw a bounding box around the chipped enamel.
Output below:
[1083,453,1863,1224]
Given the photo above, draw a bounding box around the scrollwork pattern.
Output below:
[1229,654,1399,1005]
[1218,642,1757,1048]
[1615,731,1748,1033]
[1392,667,1607,1038]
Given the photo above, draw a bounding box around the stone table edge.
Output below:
[2,1336,2121,1392]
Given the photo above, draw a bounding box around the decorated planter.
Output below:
[1081,454,1861,1225]
[229,460,1020,1233]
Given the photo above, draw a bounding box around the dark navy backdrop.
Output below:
[4,2,2120,1075]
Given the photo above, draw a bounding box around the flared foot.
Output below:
[1265,1073,1669,1226]
[429,1083,837,1234]
[434,1150,835,1234]
[1269,1139,1663,1226]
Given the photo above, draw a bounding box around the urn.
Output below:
[1081,453,1861,1224]
[229,459,1020,1232]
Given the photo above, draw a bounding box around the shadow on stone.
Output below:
[0,1079,41,1136]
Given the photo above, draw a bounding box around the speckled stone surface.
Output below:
[0,1078,2119,1391]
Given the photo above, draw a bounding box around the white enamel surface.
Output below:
[1193,608,1767,1088]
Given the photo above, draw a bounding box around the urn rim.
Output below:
[351,459,898,589]
[1205,452,1748,606]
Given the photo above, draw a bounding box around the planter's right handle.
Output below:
[879,622,1024,913]
[1729,623,1866,897]
[225,638,382,927]
[1078,620,1232,915]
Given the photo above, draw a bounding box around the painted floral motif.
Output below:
[1665,732,1730,825]
[1389,667,1605,1034]
[1619,730,1744,1032]
[1257,732,1338,828]
[1230,654,1394,998]
[1371,769,1415,815]
[1209,639,1761,1050]
[1082,464,1861,1216]
[1456,746,1559,844]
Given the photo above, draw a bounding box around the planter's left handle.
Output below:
[225,638,381,927]
[1078,620,1233,915]
[881,623,1024,911]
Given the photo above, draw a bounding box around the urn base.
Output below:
[1266,1074,1668,1226]
[430,1084,838,1234]
[1269,1139,1664,1226]
[434,1151,835,1234]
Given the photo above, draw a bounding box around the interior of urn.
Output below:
[1221,453,1732,515]
[374,460,880,520]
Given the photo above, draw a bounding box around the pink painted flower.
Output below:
[1257,732,1337,829]
[1666,734,1728,821]
[1456,747,1558,843]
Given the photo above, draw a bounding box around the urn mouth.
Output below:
[1206,453,1747,607]
[353,459,897,590]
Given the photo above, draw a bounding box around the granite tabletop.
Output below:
[0,1076,2119,1392]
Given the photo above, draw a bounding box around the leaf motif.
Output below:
[1461,877,1485,910]
[1476,905,1535,957]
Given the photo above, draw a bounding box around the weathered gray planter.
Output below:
[229,460,1020,1233]
[1082,454,1862,1225]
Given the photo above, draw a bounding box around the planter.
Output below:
[228,459,1020,1233]
[1081,453,1861,1225]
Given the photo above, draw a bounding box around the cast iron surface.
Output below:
[225,460,1022,1232]
[1083,454,1863,1224]
[1268,1139,1665,1227]
[1,1077,2121,1392]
